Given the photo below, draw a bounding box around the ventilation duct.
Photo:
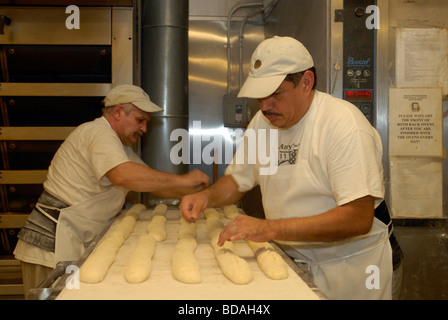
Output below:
[140,0,189,205]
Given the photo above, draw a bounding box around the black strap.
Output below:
[375,201,404,269]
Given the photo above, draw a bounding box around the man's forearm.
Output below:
[268,195,375,242]
[217,195,375,245]
[107,162,186,192]
[206,175,246,208]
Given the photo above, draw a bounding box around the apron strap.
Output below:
[35,203,60,224]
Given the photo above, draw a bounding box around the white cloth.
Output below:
[225,91,392,299]
[44,116,145,206]
[14,240,55,268]
[227,91,384,209]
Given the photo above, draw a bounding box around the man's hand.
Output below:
[182,169,210,190]
[217,215,273,246]
[179,190,209,222]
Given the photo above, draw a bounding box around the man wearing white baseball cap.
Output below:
[15,84,210,297]
[181,36,394,300]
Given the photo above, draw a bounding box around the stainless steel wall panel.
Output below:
[188,19,264,179]
[190,0,266,18]
[264,0,331,93]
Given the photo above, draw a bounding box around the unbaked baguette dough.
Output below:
[171,238,201,284]
[211,235,253,285]
[152,203,168,216]
[177,217,197,239]
[124,205,167,283]
[222,204,240,219]
[248,240,289,280]
[80,211,139,284]
[204,208,224,240]
[125,235,157,284]
[146,215,167,241]
[171,218,201,284]
[204,207,222,220]
[124,203,146,220]
[205,209,253,285]
[205,216,224,240]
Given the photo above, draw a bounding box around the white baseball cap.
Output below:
[103,84,163,113]
[238,36,314,98]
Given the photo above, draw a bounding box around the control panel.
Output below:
[342,0,376,126]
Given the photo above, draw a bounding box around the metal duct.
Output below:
[140,0,189,204]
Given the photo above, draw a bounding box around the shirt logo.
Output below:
[278,143,299,166]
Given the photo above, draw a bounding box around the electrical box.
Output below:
[223,94,250,127]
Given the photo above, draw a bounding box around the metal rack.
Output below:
[0,3,134,297]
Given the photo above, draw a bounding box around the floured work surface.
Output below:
[57,209,323,300]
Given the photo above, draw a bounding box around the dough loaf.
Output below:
[204,207,222,220]
[125,235,157,284]
[171,218,201,284]
[177,217,197,239]
[248,240,289,280]
[146,215,167,241]
[171,238,201,284]
[80,209,139,284]
[124,205,167,283]
[222,204,240,219]
[152,203,168,216]
[124,203,146,220]
[205,209,253,285]
[211,235,253,285]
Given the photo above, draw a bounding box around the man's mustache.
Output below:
[262,110,281,117]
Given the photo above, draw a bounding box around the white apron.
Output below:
[259,158,393,300]
[54,187,127,263]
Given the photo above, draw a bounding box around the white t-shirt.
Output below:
[225,90,384,219]
[16,117,145,267]
[44,116,145,205]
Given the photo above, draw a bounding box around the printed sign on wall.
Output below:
[389,88,443,157]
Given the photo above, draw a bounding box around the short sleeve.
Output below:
[326,124,384,206]
[87,127,134,182]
